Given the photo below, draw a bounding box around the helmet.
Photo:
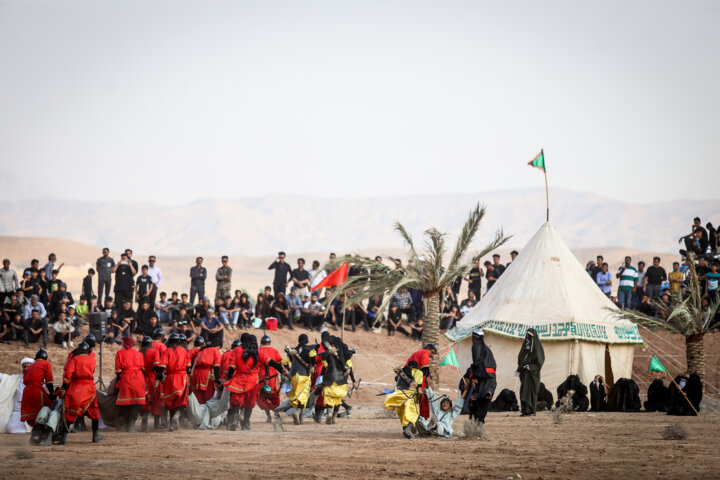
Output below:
[153,327,165,339]
[84,333,96,349]
[194,336,205,347]
[76,342,90,354]
[231,338,242,349]
[141,336,153,346]
[178,333,187,343]
[168,332,181,346]
[35,349,48,360]
[261,334,271,345]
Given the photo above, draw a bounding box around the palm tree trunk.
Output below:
[685,333,705,389]
[422,293,441,386]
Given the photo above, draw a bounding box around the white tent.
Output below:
[446,222,643,397]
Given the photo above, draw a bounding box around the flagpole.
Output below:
[669,375,700,416]
[542,149,549,222]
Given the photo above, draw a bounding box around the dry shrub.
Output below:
[550,393,574,424]
[662,423,688,440]
[462,419,487,440]
[13,448,34,460]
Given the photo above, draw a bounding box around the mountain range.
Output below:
[1,188,717,256]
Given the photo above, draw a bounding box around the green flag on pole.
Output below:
[528,149,546,173]
[438,348,461,371]
[648,354,669,375]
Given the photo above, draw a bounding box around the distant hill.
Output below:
[0,188,717,256]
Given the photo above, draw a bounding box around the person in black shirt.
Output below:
[696,257,710,295]
[464,260,483,299]
[124,248,139,275]
[134,301,156,336]
[268,251,292,297]
[50,283,73,320]
[135,265,155,306]
[118,299,136,336]
[291,258,310,295]
[113,253,136,307]
[386,305,409,337]
[485,262,498,291]
[492,254,506,277]
[263,286,275,304]
[644,257,667,299]
[707,222,718,254]
[590,255,604,281]
[82,269,94,304]
[272,292,292,329]
[679,218,709,256]
[507,250,519,268]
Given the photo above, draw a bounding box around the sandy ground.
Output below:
[1,409,719,480]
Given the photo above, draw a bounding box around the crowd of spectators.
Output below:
[1,217,716,349]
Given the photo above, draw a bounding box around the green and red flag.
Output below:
[438,348,461,371]
[648,354,669,375]
[528,149,546,173]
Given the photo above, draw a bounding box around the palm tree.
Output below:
[323,203,510,378]
[609,255,718,388]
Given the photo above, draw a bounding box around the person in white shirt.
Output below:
[146,255,163,308]
[52,312,75,349]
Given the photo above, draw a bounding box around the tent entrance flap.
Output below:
[604,346,614,389]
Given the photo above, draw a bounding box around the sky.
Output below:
[0,1,718,206]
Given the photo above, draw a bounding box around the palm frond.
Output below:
[605,306,684,335]
[446,203,485,273]
[394,221,420,266]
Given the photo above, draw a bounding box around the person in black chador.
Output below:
[608,378,641,412]
[666,373,702,416]
[643,378,669,412]
[536,382,553,411]
[556,375,589,412]
[461,329,497,423]
[589,375,608,412]
[517,328,544,416]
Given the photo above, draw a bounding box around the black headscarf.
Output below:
[518,327,545,370]
[242,334,259,369]
[471,332,496,378]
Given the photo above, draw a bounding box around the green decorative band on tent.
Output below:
[446,320,643,344]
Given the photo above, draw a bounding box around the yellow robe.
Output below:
[283,349,316,408]
[321,358,351,407]
[383,368,423,427]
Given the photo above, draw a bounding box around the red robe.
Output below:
[152,341,167,355]
[406,349,431,418]
[20,359,53,426]
[188,347,200,364]
[142,347,163,415]
[220,348,236,380]
[115,347,146,406]
[313,343,326,409]
[63,353,99,421]
[257,345,282,411]
[190,347,221,404]
[226,347,259,408]
[159,346,190,410]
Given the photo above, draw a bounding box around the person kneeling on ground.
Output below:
[416,383,469,438]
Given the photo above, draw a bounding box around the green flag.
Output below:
[528,149,546,172]
[648,354,668,374]
[438,348,460,371]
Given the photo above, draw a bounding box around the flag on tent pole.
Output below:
[528,149,546,172]
[438,348,461,371]
[648,354,669,376]
[312,263,349,291]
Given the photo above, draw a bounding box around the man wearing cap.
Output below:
[258,334,284,422]
[0,259,19,307]
[405,343,437,419]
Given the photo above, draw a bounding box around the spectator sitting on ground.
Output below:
[52,312,75,349]
[201,308,224,344]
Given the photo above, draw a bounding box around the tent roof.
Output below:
[446,222,643,344]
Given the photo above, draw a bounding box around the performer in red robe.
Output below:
[152,327,167,355]
[257,334,285,422]
[139,336,163,431]
[225,334,261,431]
[158,332,190,432]
[190,336,222,404]
[220,338,242,381]
[405,343,437,419]
[21,349,54,445]
[115,337,146,432]
[58,341,103,444]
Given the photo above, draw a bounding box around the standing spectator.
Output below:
[96,248,115,303]
[464,260,484,299]
[215,256,232,302]
[706,263,720,300]
[146,255,162,308]
[616,256,638,310]
[507,250,519,268]
[696,256,710,295]
[485,262,499,291]
[189,257,207,304]
[42,253,63,281]
[596,263,612,296]
[124,248,139,274]
[155,292,173,325]
[668,262,684,295]
[268,252,292,297]
[308,260,322,285]
[291,258,310,297]
[113,253,136,307]
[707,222,718,255]
[633,261,647,308]
[590,255,604,280]
[0,259,19,306]
[644,257,667,300]
[390,288,414,322]
[492,254,506,277]
[135,265,155,306]
[82,269,94,305]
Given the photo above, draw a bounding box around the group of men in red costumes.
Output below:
[18,327,360,445]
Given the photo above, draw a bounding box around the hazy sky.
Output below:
[1,1,718,205]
